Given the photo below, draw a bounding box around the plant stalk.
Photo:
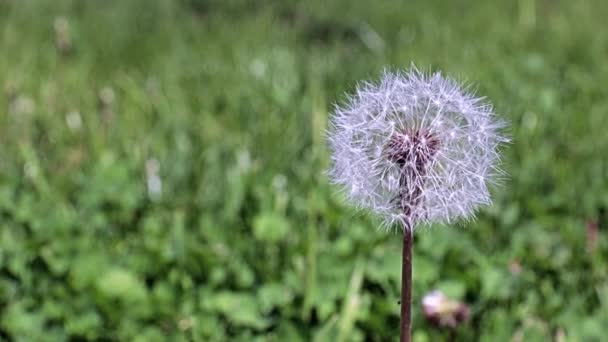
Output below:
[400,224,413,342]
[391,129,436,341]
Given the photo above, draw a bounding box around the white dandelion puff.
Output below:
[328,67,508,230]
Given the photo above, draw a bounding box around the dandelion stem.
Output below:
[393,130,430,342]
[400,224,413,342]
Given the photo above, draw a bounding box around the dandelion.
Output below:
[327,67,507,341]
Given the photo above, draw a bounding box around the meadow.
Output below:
[0,0,607,340]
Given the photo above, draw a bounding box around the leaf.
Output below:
[205,292,269,330]
[95,268,147,302]
[252,212,289,242]
[436,280,466,299]
[258,283,294,314]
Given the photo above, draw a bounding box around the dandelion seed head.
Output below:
[327,67,507,230]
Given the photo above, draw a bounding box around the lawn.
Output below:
[0,0,607,341]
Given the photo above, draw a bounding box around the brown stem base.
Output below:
[400,225,413,342]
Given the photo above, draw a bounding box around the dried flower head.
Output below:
[422,290,470,329]
[328,68,507,229]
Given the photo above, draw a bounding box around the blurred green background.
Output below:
[1,0,607,341]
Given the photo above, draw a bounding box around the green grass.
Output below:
[1,0,607,340]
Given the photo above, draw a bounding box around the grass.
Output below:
[0,0,607,340]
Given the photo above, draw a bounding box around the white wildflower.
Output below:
[146,158,162,200]
[328,68,507,229]
[65,111,83,131]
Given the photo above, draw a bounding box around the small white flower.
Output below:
[146,158,162,200]
[65,111,83,131]
[327,68,507,229]
[422,290,470,328]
